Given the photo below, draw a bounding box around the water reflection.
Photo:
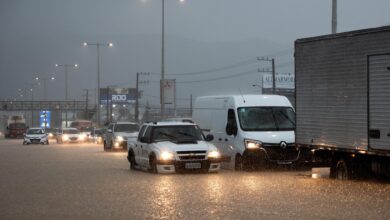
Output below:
[147,175,178,219]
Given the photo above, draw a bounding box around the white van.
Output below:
[193,95,298,170]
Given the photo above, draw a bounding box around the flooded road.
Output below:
[0,139,389,219]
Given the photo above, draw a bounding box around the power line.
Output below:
[146,69,258,84]
[143,49,292,77]
[165,58,257,76]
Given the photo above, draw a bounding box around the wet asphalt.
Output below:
[0,139,390,220]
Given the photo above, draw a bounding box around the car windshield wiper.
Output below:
[276,111,296,127]
[158,132,178,141]
[176,131,198,139]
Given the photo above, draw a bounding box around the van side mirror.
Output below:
[140,137,151,143]
[205,134,214,142]
[226,123,237,136]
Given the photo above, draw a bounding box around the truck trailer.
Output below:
[295,26,390,179]
[4,114,27,138]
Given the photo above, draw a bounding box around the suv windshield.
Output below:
[27,129,44,134]
[238,107,295,131]
[114,124,139,132]
[63,129,79,134]
[152,125,203,142]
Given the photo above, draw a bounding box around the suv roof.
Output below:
[62,128,78,131]
[28,127,44,130]
[143,121,196,126]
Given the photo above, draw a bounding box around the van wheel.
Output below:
[331,159,351,180]
[234,154,244,171]
[149,155,158,174]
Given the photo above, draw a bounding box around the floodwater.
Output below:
[0,139,389,219]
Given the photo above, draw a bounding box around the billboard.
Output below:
[100,88,137,104]
[262,72,294,89]
[40,110,51,128]
[162,79,176,105]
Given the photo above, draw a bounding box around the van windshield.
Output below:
[237,107,295,131]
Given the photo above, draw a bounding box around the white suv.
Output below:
[23,127,49,145]
[127,121,221,174]
[104,122,139,151]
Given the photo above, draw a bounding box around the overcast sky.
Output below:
[1,0,390,107]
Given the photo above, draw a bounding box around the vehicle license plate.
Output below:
[185,163,201,169]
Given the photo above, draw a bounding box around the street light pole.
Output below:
[35,76,55,101]
[56,63,78,127]
[84,42,113,127]
[25,83,36,127]
[161,0,165,119]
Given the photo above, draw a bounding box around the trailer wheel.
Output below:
[331,159,351,180]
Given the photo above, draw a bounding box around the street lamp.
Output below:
[55,63,78,127]
[25,83,38,127]
[83,41,113,126]
[35,76,55,101]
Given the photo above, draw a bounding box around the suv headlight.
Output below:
[63,135,69,141]
[207,150,220,159]
[245,139,262,149]
[160,151,174,161]
[79,134,86,140]
[116,136,124,142]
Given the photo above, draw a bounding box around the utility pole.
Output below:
[106,86,110,125]
[332,0,337,34]
[135,72,140,123]
[190,94,193,116]
[82,89,92,119]
[271,58,276,94]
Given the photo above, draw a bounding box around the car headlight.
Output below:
[207,150,220,159]
[116,136,124,142]
[160,151,174,161]
[63,135,69,141]
[245,139,262,149]
[48,133,53,137]
[79,134,86,140]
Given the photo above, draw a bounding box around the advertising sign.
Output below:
[262,72,294,89]
[40,110,51,128]
[100,88,137,104]
[162,79,176,106]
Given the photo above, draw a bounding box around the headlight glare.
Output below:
[63,135,69,141]
[160,151,174,161]
[116,136,124,142]
[245,139,262,149]
[208,150,220,159]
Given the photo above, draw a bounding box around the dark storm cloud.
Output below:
[1,0,389,107]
